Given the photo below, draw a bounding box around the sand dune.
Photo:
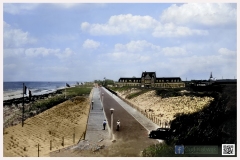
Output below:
[117,90,214,123]
[3,96,91,157]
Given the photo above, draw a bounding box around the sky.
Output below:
[2,2,238,82]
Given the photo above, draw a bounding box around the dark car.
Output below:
[149,128,171,139]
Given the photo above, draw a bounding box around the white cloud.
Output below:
[24,47,74,58]
[160,3,236,26]
[81,14,159,35]
[81,22,90,31]
[165,53,236,77]
[218,48,236,56]
[82,39,100,49]
[115,40,161,53]
[81,14,209,37]
[3,48,25,58]
[114,40,190,57]
[107,52,150,63]
[3,3,39,15]
[3,21,37,48]
[161,47,189,56]
[25,48,59,57]
[56,48,75,59]
[152,23,208,37]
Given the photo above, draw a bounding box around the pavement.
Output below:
[70,86,161,152]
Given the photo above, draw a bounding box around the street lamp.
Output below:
[110,108,114,140]
[102,92,104,102]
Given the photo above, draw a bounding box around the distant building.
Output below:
[116,71,185,88]
[189,72,237,87]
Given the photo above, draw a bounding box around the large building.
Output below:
[116,71,185,88]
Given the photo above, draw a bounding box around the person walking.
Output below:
[103,120,107,130]
[92,100,94,110]
[116,120,120,131]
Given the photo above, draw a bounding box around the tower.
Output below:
[209,72,213,81]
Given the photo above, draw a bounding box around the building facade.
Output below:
[116,71,185,88]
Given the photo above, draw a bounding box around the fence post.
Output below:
[73,127,75,143]
[38,143,39,157]
[83,131,86,140]
[73,133,75,144]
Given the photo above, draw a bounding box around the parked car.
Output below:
[149,128,172,139]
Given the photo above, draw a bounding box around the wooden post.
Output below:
[38,143,39,157]
[83,131,86,140]
[73,127,75,143]
[73,133,75,143]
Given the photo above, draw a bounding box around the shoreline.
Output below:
[3,87,66,102]
[3,86,77,129]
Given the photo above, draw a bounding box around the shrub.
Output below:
[126,90,150,99]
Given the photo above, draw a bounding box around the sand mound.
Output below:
[3,96,90,157]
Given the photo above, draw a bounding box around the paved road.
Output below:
[99,87,161,156]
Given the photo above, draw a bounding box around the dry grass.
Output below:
[3,96,91,157]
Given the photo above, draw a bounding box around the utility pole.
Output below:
[22,83,25,127]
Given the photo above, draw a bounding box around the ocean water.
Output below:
[3,81,79,101]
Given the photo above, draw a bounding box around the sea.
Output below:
[3,81,80,101]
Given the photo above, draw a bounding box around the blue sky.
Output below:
[2,2,238,82]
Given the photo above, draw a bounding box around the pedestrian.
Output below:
[103,120,106,130]
[92,100,94,110]
[116,120,120,131]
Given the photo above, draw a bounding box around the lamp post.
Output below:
[102,94,104,110]
[102,92,104,102]
[110,108,114,140]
